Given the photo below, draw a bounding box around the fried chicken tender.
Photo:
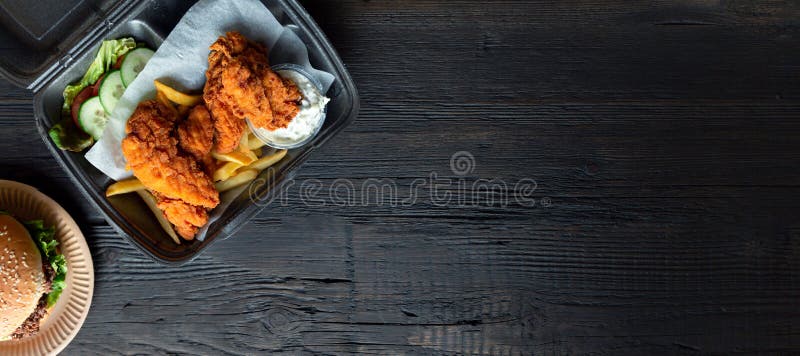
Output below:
[177,105,214,160]
[218,53,275,124]
[122,100,220,209]
[262,69,301,126]
[205,91,245,154]
[155,194,208,240]
[203,31,301,149]
[204,33,261,153]
[122,100,220,239]
[177,104,216,174]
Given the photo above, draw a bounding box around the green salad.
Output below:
[49,38,155,152]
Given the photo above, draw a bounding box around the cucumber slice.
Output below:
[78,96,109,140]
[120,48,154,86]
[98,70,125,113]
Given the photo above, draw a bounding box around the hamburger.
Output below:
[0,213,67,340]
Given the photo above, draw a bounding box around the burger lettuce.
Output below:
[23,220,67,307]
[0,211,66,307]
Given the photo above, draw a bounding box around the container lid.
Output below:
[0,0,126,89]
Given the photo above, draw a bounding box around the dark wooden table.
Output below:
[2,1,800,354]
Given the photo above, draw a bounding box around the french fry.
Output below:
[154,80,202,106]
[247,149,288,171]
[156,90,174,110]
[105,178,146,197]
[213,161,244,181]
[215,169,258,193]
[252,147,263,158]
[239,129,250,152]
[135,190,180,245]
[211,150,257,165]
[246,133,266,150]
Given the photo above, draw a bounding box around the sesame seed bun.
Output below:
[0,214,45,339]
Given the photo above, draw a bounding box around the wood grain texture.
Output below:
[1,0,800,354]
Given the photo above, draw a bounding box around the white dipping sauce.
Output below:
[252,69,330,147]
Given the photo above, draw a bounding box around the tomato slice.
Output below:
[113,54,126,70]
[91,73,106,97]
[71,86,95,128]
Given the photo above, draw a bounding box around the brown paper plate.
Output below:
[0,180,94,356]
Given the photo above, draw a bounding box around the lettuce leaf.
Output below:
[23,220,68,308]
[61,37,137,115]
[48,116,94,151]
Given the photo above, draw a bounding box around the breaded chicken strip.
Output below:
[122,100,219,209]
[177,104,216,174]
[261,69,301,128]
[155,194,209,240]
[203,31,301,145]
[205,91,245,153]
[204,32,262,152]
[177,105,214,160]
[218,58,274,127]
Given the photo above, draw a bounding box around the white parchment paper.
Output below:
[85,0,335,240]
